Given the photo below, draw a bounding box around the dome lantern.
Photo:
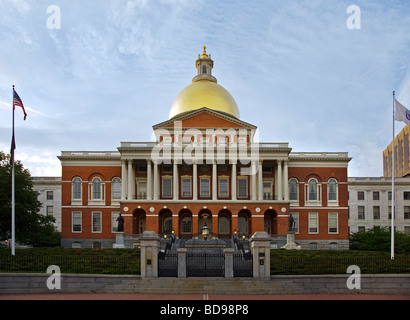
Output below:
[169,46,240,119]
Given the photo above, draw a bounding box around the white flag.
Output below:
[394,99,410,125]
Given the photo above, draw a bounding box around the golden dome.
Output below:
[169,47,240,119]
[169,80,240,119]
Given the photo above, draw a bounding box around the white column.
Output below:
[121,160,127,201]
[212,160,217,200]
[251,160,257,201]
[153,160,159,201]
[173,160,178,200]
[258,160,263,201]
[277,160,283,201]
[128,160,133,200]
[283,160,289,201]
[231,160,237,200]
[147,159,152,200]
[193,160,198,201]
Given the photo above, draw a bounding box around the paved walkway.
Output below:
[1,293,409,300]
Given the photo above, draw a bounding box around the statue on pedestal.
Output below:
[116,213,124,232]
[288,214,295,232]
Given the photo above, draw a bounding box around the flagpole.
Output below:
[11,85,15,256]
[391,90,395,260]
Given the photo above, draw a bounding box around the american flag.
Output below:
[13,89,27,120]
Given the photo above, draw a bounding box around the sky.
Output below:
[0,0,410,177]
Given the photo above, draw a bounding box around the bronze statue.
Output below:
[116,213,124,232]
[288,214,295,232]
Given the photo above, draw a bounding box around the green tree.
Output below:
[0,152,60,247]
[349,226,410,254]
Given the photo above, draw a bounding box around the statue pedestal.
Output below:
[281,231,301,250]
[113,232,125,248]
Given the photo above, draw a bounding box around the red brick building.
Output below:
[59,48,351,249]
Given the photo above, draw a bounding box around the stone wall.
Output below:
[1,273,409,295]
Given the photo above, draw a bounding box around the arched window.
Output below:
[202,65,207,74]
[72,177,82,200]
[238,212,249,234]
[112,177,121,200]
[328,178,338,201]
[181,214,192,234]
[92,177,102,200]
[289,178,298,201]
[218,213,230,234]
[308,179,318,201]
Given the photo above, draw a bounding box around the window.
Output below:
[404,206,410,219]
[289,178,298,201]
[238,177,248,198]
[181,214,192,233]
[263,181,272,200]
[181,177,192,198]
[308,213,318,234]
[72,177,82,200]
[292,213,299,233]
[218,177,229,198]
[404,192,410,200]
[47,191,54,200]
[137,181,147,199]
[358,206,365,220]
[112,212,120,233]
[308,179,318,201]
[162,177,172,198]
[373,206,380,220]
[357,191,365,200]
[200,177,210,197]
[72,212,82,232]
[218,214,230,234]
[92,177,102,200]
[329,243,338,250]
[112,177,121,200]
[328,213,338,234]
[328,179,337,201]
[92,212,101,233]
[373,192,380,200]
[46,206,53,216]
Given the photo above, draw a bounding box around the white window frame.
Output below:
[72,177,82,204]
[328,212,338,234]
[289,178,299,203]
[111,177,122,201]
[111,212,120,233]
[72,211,82,233]
[92,211,102,233]
[308,212,319,234]
[327,178,338,206]
[89,177,105,204]
[305,178,322,206]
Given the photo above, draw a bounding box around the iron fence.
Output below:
[0,254,140,275]
[270,256,410,275]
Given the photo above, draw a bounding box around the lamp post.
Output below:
[202,223,210,241]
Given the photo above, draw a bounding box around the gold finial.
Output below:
[200,45,208,59]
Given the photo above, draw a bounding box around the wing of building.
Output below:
[58,47,351,250]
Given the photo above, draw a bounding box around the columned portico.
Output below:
[120,156,291,203]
